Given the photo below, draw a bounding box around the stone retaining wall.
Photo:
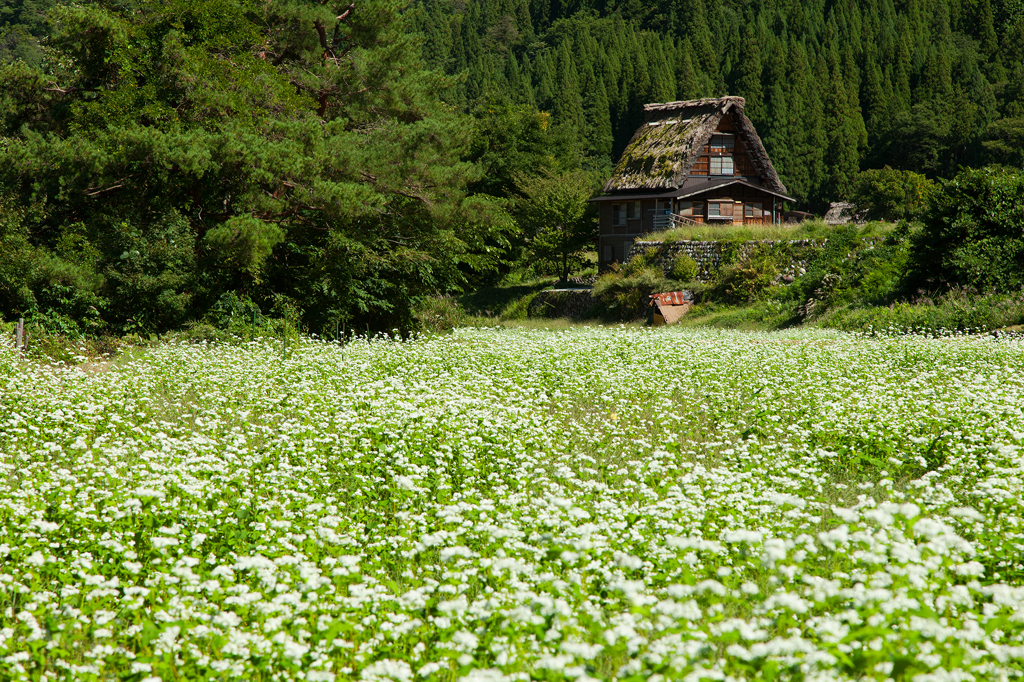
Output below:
[626,239,826,282]
[528,289,597,319]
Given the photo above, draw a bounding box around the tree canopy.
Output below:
[412,0,1024,209]
[0,0,512,334]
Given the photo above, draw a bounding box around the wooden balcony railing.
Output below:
[652,212,700,230]
[669,213,700,228]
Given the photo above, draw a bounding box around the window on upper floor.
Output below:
[709,156,734,175]
[709,134,735,152]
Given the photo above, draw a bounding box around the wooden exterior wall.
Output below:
[675,185,779,226]
[687,116,758,179]
[598,185,782,264]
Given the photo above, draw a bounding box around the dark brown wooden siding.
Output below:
[682,185,781,225]
[689,118,757,179]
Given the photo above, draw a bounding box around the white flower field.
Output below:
[2,326,1024,682]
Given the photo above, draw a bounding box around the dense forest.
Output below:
[410,0,1024,206]
[1,0,1023,336]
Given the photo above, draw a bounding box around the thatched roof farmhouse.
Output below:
[593,96,794,266]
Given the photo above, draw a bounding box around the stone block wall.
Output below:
[626,239,826,282]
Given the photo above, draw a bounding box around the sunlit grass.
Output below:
[644,218,896,243]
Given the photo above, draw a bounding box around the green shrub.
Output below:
[910,167,1024,292]
[715,251,779,302]
[592,267,676,320]
[851,167,936,221]
[414,296,467,332]
[620,247,660,276]
[671,254,699,281]
[501,291,539,320]
[816,288,1024,335]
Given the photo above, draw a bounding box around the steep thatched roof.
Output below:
[602,97,788,196]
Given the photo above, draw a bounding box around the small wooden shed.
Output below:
[650,291,695,325]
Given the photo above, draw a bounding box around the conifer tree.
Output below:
[553,40,586,136]
[823,45,865,199]
[736,25,765,125]
[676,38,702,100]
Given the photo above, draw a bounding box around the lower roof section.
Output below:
[590,178,795,203]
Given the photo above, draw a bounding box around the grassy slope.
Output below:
[644,219,894,243]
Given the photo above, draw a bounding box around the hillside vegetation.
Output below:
[1,0,1024,338]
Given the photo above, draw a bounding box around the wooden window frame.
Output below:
[678,200,704,216]
[626,200,641,220]
[612,204,625,226]
[709,133,736,152]
[709,155,734,176]
[707,201,734,219]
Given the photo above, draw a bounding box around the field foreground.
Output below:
[2,328,1024,682]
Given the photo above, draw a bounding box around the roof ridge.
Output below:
[643,96,746,112]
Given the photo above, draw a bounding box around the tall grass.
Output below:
[644,219,895,243]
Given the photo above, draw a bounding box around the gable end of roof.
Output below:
[602,96,789,197]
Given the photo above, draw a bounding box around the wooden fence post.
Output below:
[15,318,24,351]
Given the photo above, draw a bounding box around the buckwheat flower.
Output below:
[949,507,984,521]
[307,672,336,682]
[452,631,479,651]
[417,662,444,678]
[568,507,590,520]
[723,529,763,544]
[613,552,643,570]
[695,580,727,597]
[25,552,45,566]
[283,639,309,663]
[29,520,60,533]
[361,659,413,682]
[830,506,859,523]
[862,508,894,526]
[437,595,469,614]
[151,537,178,549]
[440,546,474,562]
[817,525,849,551]
[458,670,512,682]
[953,561,985,577]
[213,611,242,628]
